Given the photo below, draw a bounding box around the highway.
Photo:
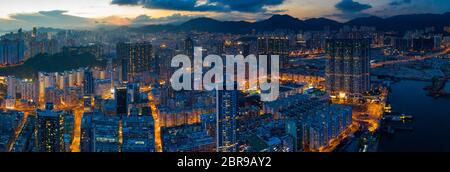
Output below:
[371,48,450,68]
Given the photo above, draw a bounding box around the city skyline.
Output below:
[0,0,450,31]
[1,0,450,156]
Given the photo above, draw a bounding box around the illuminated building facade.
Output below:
[325,38,370,99]
[36,105,66,152]
[257,35,289,68]
[265,93,352,151]
[117,42,153,82]
[216,88,238,152]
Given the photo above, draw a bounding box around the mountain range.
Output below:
[127,12,450,34]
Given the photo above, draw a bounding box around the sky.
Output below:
[0,0,449,31]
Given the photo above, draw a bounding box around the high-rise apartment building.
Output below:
[257,35,289,68]
[216,88,238,152]
[117,42,153,82]
[325,38,370,99]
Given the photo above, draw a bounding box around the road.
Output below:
[56,105,84,152]
[371,48,450,68]
[70,106,84,152]
[148,90,162,152]
[319,123,359,152]
[6,112,29,152]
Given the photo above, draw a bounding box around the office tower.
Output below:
[216,87,238,152]
[184,37,194,60]
[115,86,127,115]
[257,35,289,68]
[83,69,94,95]
[325,38,370,99]
[121,115,155,152]
[36,105,65,152]
[116,42,153,82]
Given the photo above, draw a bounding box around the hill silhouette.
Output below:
[0,52,105,78]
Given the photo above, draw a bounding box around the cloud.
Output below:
[208,0,285,12]
[9,10,92,27]
[111,0,286,13]
[95,16,132,25]
[111,0,225,11]
[324,12,371,22]
[371,0,450,17]
[0,10,94,31]
[131,13,202,25]
[335,0,372,12]
[328,0,373,21]
[0,10,205,31]
[389,0,412,6]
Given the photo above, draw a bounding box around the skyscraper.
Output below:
[36,104,65,152]
[116,42,153,82]
[216,86,238,152]
[325,38,370,99]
